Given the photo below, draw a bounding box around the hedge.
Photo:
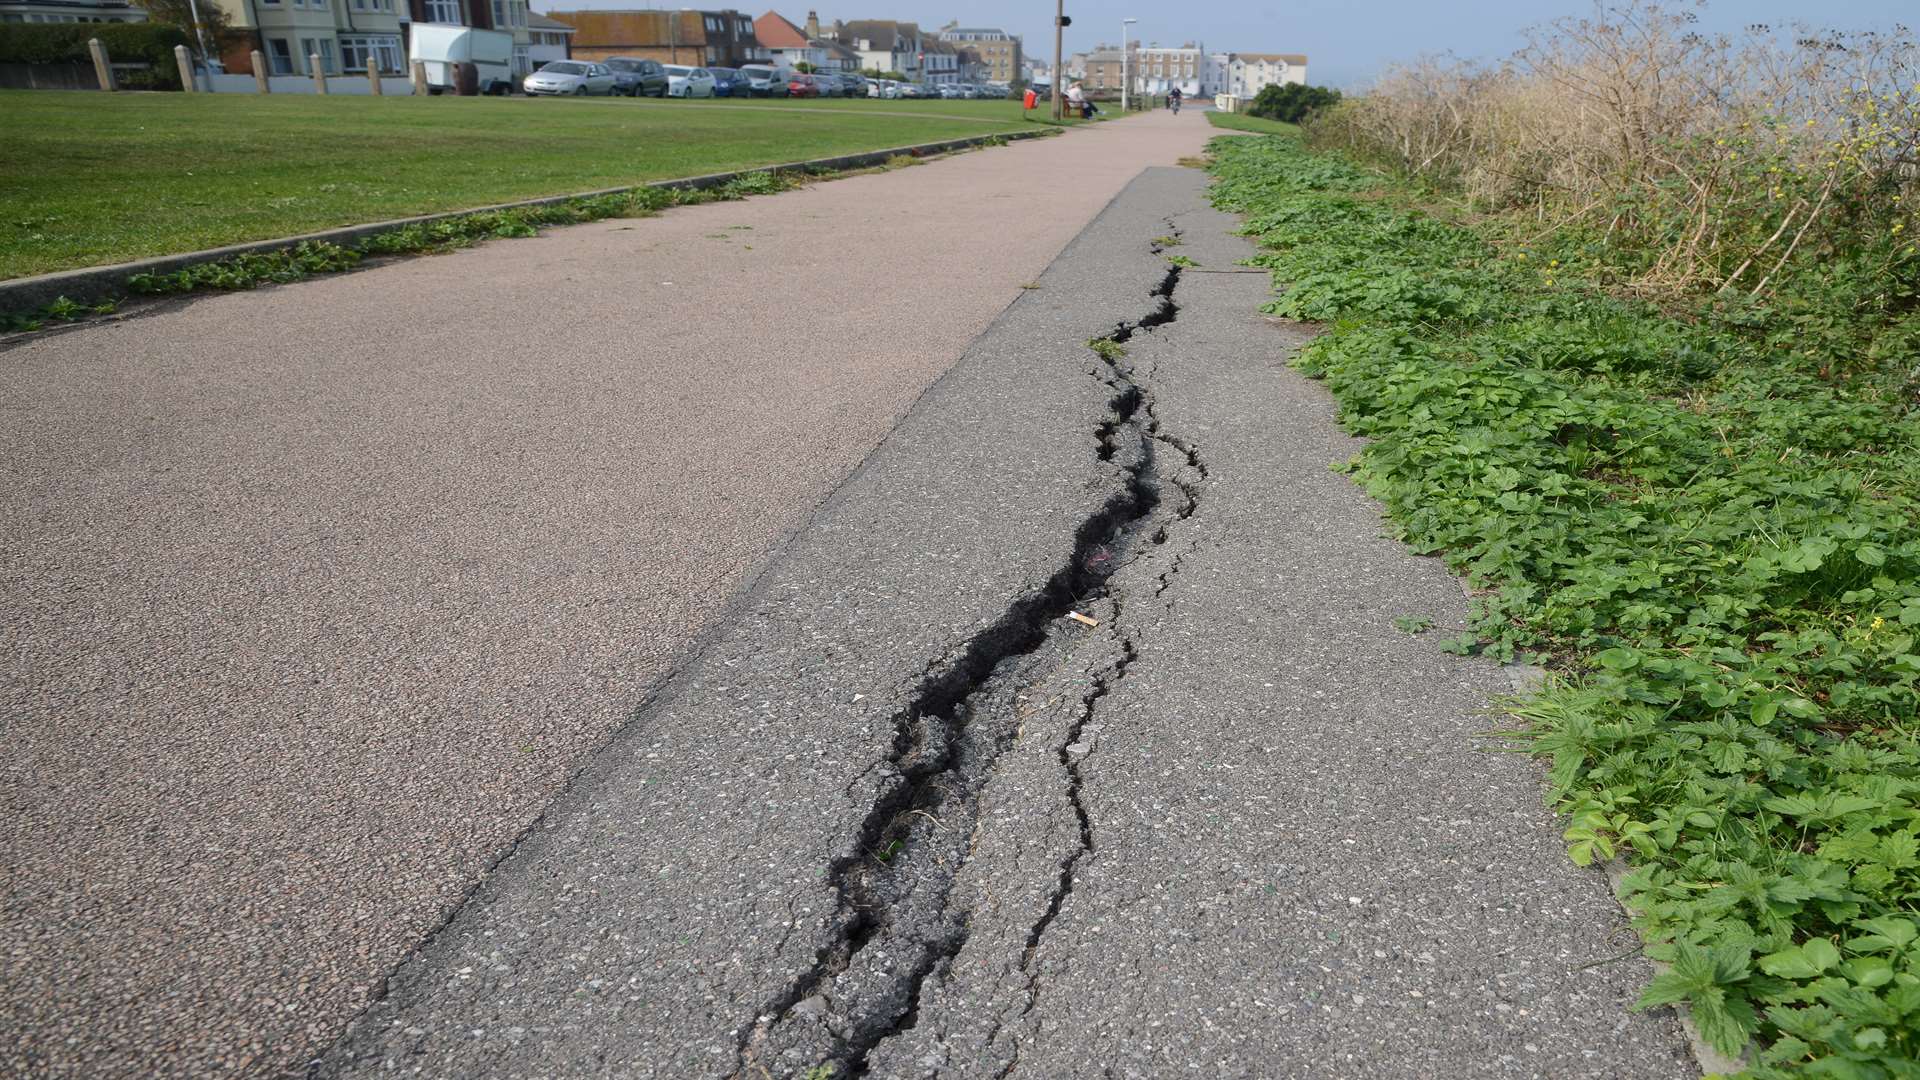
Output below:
[0,23,191,88]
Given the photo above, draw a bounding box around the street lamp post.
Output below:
[1120,17,1135,111]
[183,0,212,80]
[1051,0,1064,121]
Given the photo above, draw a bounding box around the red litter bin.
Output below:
[1023,87,1038,111]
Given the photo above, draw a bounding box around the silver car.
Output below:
[523,60,617,96]
[662,64,717,97]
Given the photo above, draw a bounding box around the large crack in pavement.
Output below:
[738,234,1206,1080]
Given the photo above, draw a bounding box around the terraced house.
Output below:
[919,33,956,84]
[0,0,144,23]
[548,8,765,67]
[753,9,823,70]
[207,0,537,77]
[1135,42,1204,97]
[1209,51,1307,97]
[821,18,920,82]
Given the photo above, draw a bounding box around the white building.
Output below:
[1211,51,1307,97]
[826,19,923,81]
[1133,42,1205,97]
[920,34,956,84]
[526,11,572,68]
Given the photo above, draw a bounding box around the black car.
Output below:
[605,56,668,97]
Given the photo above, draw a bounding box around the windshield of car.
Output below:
[605,60,641,72]
[540,62,588,76]
[741,67,772,81]
[663,65,692,77]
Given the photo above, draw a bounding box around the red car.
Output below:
[787,74,818,97]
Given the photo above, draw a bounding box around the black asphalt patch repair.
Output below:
[316,168,1696,1079]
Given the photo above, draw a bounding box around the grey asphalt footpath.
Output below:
[0,111,1213,1080]
[316,146,1186,1080]
[322,166,1695,1079]
[862,171,1696,1078]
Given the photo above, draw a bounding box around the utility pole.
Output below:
[1120,17,1135,111]
[1051,0,1063,121]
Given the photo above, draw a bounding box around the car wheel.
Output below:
[574,85,586,96]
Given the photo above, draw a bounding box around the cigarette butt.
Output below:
[1067,611,1098,627]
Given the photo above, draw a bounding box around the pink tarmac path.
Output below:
[0,110,1214,1079]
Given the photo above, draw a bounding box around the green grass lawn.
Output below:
[0,92,1043,280]
[1205,111,1302,137]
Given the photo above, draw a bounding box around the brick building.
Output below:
[545,9,766,67]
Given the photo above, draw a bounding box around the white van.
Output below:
[737,63,793,98]
[408,24,516,95]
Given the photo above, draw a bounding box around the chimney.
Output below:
[805,10,819,38]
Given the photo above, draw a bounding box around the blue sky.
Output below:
[536,1,1917,88]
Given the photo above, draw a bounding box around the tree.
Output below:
[132,0,236,62]
[794,60,815,73]
[1246,82,1342,123]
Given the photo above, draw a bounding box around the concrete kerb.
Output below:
[0,128,1059,315]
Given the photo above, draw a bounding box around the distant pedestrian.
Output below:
[1169,85,1182,114]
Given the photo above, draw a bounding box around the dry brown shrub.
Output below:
[1309,1,1920,295]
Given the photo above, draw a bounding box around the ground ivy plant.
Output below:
[1208,133,1920,1076]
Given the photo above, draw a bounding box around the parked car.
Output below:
[739,63,792,97]
[938,84,962,99]
[604,56,667,97]
[708,66,741,97]
[839,72,869,97]
[897,82,925,98]
[786,73,819,98]
[662,65,717,98]
[524,60,617,96]
[811,72,841,97]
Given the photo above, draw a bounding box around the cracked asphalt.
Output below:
[319,166,1695,1078]
[0,113,1210,1080]
[4,113,1695,1079]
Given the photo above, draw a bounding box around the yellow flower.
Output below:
[1871,616,1886,631]
[1515,252,1527,261]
